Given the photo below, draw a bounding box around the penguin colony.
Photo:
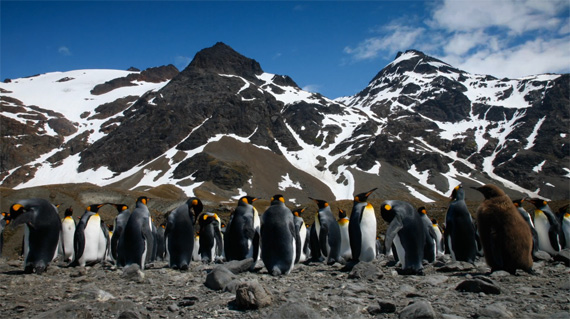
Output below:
[2,184,568,276]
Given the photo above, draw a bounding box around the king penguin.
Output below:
[430,218,445,257]
[9,199,61,274]
[225,196,261,262]
[71,204,106,267]
[156,223,166,261]
[337,208,352,261]
[292,207,307,263]
[474,184,533,274]
[513,199,539,255]
[309,197,342,264]
[118,196,154,270]
[198,212,224,263]
[381,200,427,274]
[528,198,561,255]
[348,188,377,262]
[417,207,437,263]
[445,185,478,263]
[165,197,203,270]
[60,207,76,262]
[110,204,130,263]
[260,195,297,276]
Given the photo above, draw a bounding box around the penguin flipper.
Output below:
[214,226,224,258]
[385,217,403,258]
[73,223,86,264]
[295,227,301,264]
[252,230,260,262]
[318,225,330,257]
[424,228,436,263]
[548,226,561,252]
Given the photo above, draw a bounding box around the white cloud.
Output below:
[174,55,191,69]
[344,0,570,78]
[344,25,424,61]
[302,84,322,93]
[445,36,570,78]
[58,46,71,56]
[430,0,567,34]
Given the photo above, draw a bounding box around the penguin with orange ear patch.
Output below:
[474,184,533,274]
[309,198,342,264]
[292,207,307,263]
[225,196,260,262]
[261,195,297,276]
[8,199,61,274]
[198,212,224,263]
[349,188,377,262]
[166,197,203,270]
[337,209,351,261]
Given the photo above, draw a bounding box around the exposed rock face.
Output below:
[90,64,179,95]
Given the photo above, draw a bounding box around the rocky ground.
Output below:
[0,253,568,319]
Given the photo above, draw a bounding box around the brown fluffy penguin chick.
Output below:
[475,184,534,275]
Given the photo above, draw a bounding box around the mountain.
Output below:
[1,43,568,204]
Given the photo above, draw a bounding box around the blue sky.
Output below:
[2,1,569,98]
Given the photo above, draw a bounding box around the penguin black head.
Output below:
[187,197,203,224]
[354,188,377,203]
[431,218,438,225]
[473,184,505,200]
[293,207,305,217]
[112,204,129,212]
[1,212,8,226]
[338,208,347,219]
[239,196,257,205]
[380,202,395,223]
[417,207,427,215]
[64,207,73,217]
[86,204,104,213]
[136,196,150,206]
[450,185,465,200]
[107,224,114,232]
[309,197,329,209]
[306,223,311,228]
[270,194,286,205]
[8,203,25,222]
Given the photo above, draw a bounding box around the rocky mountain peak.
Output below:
[186,42,263,81]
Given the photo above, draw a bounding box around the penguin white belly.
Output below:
[447,235,456,261]
[96,229,107,261]
[165,237,170,262]
[433,226,444,256]
[192,236,200,261]
[140,239,147,270]
[23,225,30,262]
[359,207,377,262]
[299,223,307,262]
[563,216,570,249]
[287,235,296,275]
[339,222,351,260]
[61,218,75,261]
[534,215,557,254]
[254,210,261,258]
[82,216,102,265]
[393,234,406,269]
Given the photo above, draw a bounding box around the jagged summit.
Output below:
[185,42,263,81]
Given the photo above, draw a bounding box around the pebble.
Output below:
[399,300,437,319]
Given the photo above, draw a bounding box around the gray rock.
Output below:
[533,250,553,261]
[121,264,145,283]
[456,278,501,295]
[490,270,511,278]
[441,315,466,319]
[399,300,436,319]
[235,280,272,310]
[348,262,384,280]
[224,258,254,274]
[72,284,115,301]
[167,304,179,312]
[478,303,513,318]
[204,266,236,290]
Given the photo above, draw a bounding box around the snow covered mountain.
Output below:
[1,43,568,203]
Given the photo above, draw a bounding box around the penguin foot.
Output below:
[179,264,189,271]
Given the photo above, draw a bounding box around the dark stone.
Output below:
[553,249,570,266]
[377,299,397,313]
[204,266,236,291]
[224,258,254,274]
[455,278,501,295]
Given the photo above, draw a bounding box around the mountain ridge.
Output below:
[0,42,568,202]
